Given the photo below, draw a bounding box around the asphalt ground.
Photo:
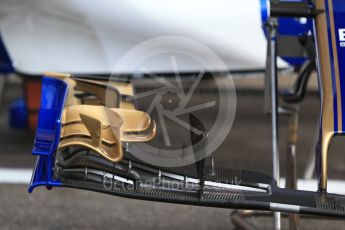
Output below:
[0,74,345,229]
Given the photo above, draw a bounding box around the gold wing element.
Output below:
[44,72,156,162]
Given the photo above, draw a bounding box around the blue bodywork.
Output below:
[260,0,314,66]
[327,0,345,134]
[0,35,13,74]
[28,77,68,192]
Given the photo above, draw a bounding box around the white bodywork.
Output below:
[0,0,285,75]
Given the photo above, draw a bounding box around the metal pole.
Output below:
[285,106,299,230]
[268,18,281,230]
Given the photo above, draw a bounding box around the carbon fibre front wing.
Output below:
[29,73,345,218]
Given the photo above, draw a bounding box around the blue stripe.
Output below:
[325,0,338,132]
